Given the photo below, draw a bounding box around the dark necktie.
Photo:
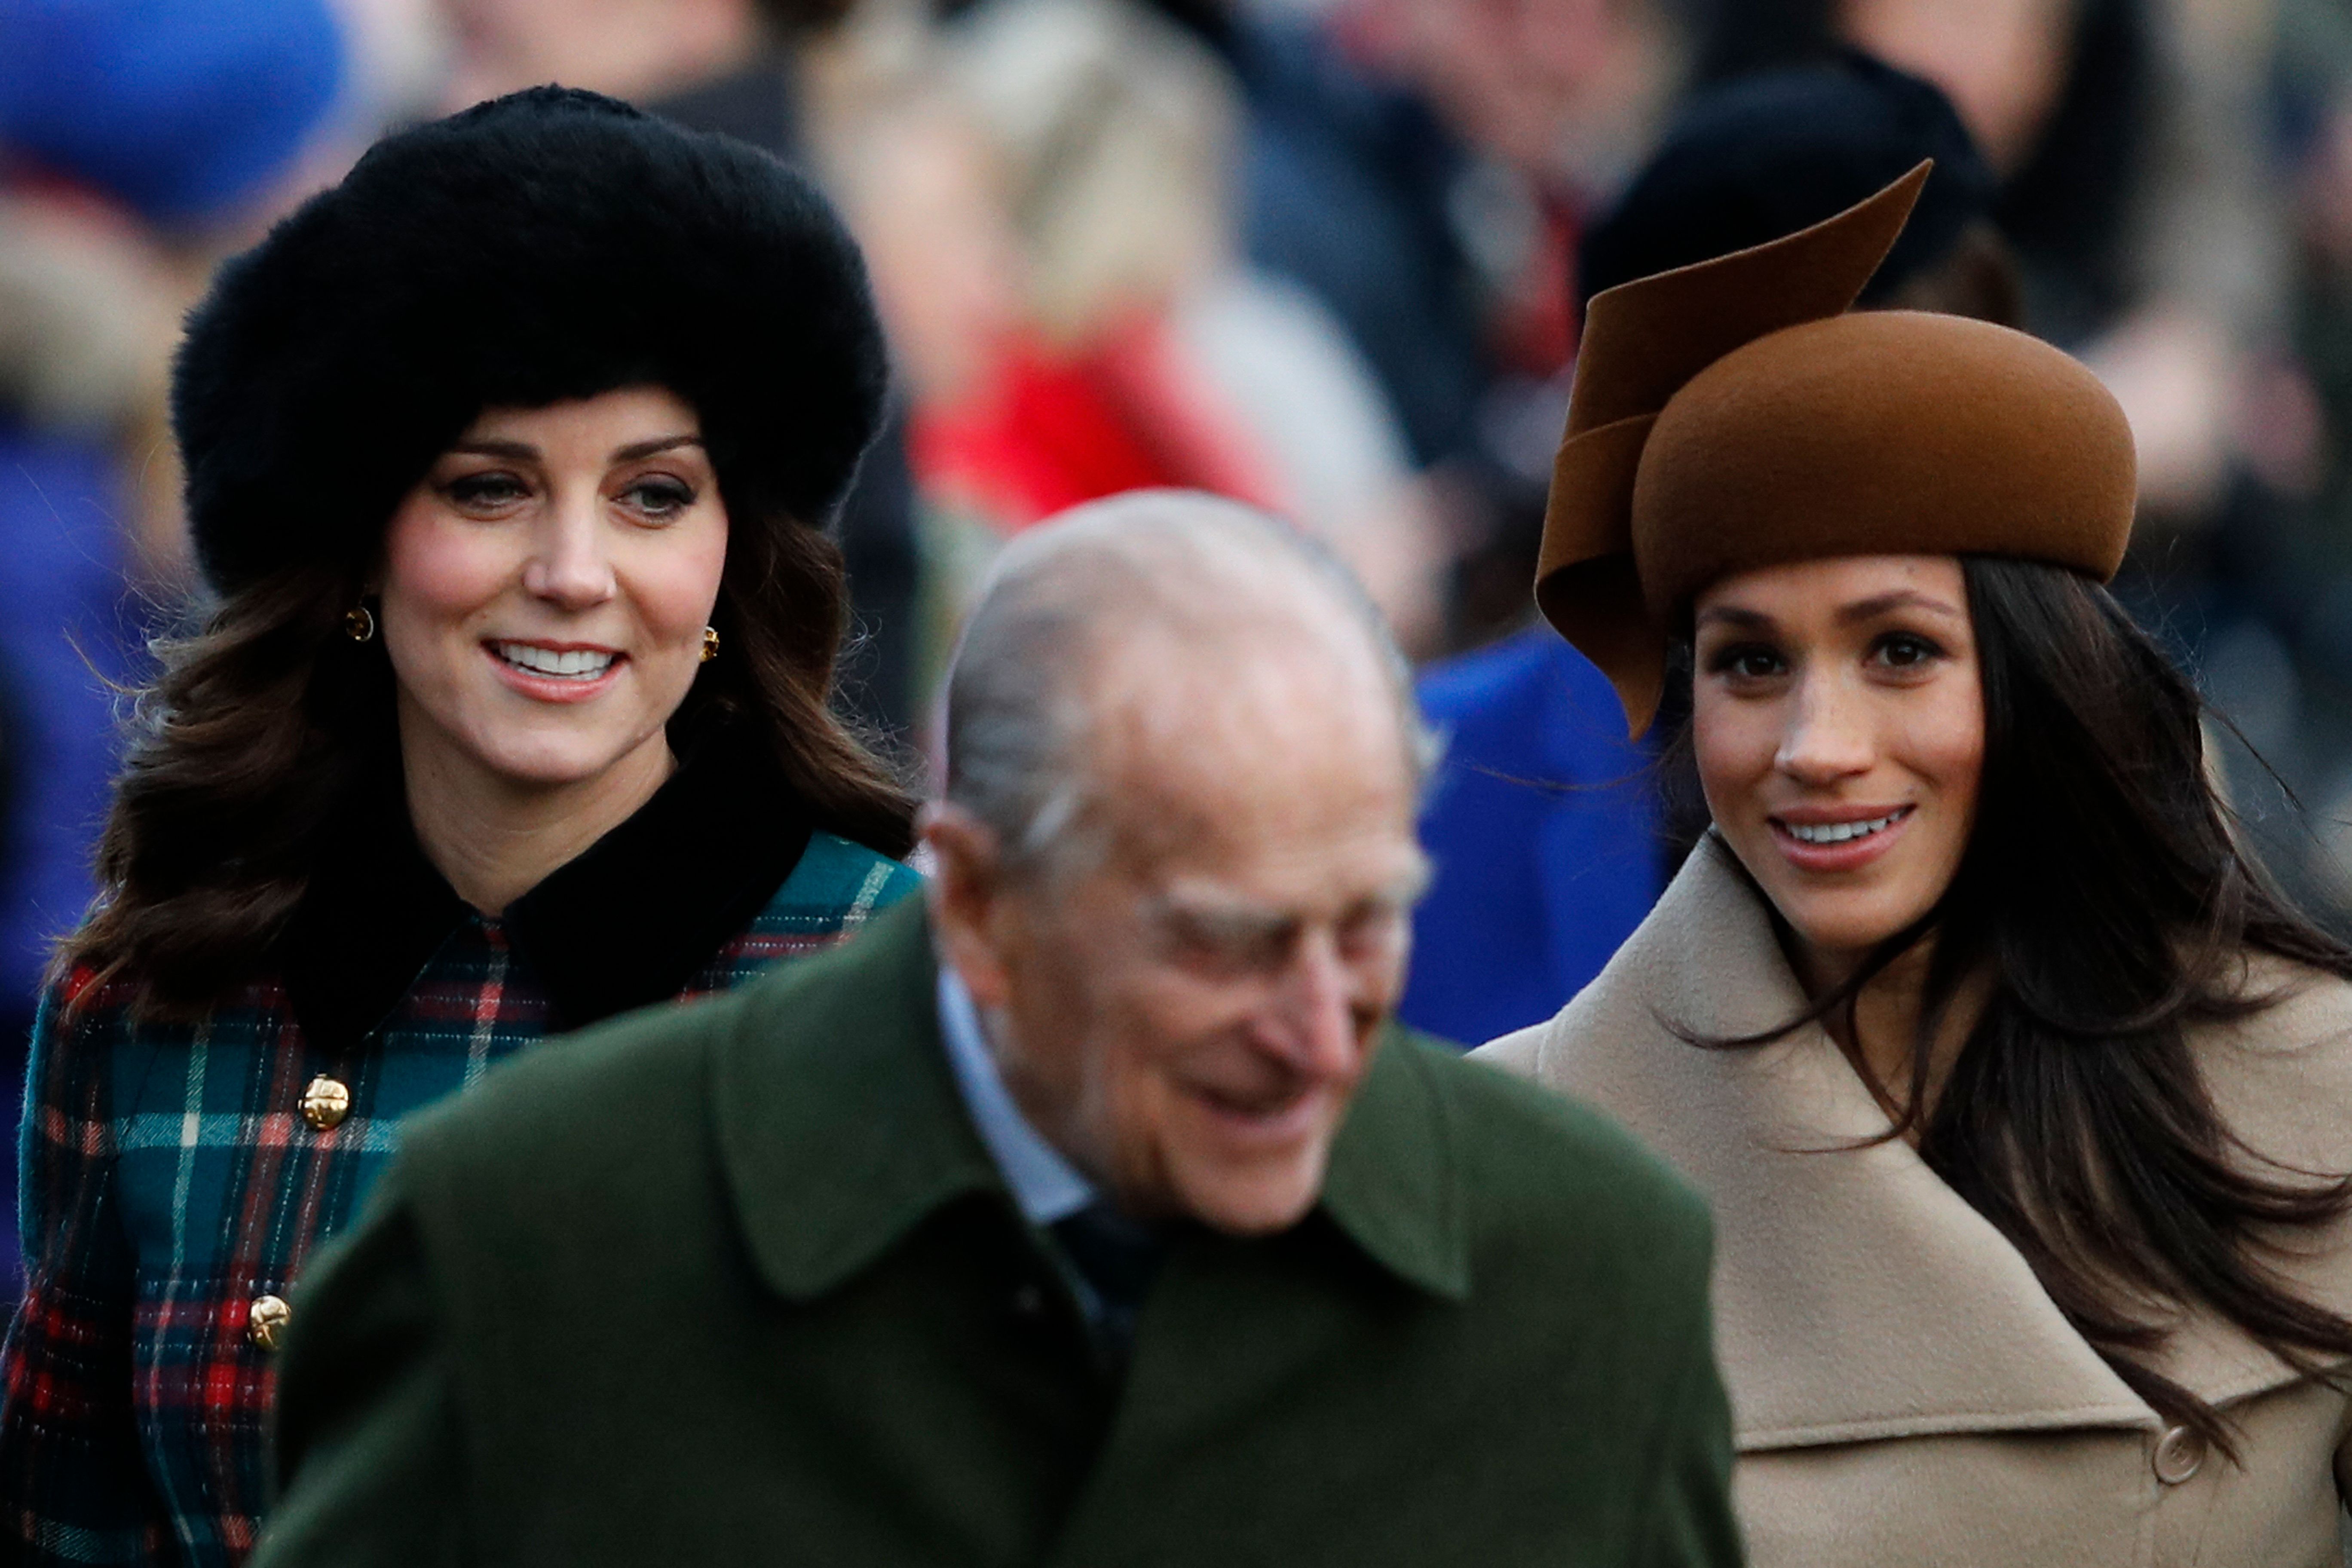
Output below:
[1050,1202,1168,1367]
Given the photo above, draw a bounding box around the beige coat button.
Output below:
[248,1294,292,1352]
[300,1075,350,1131]
[2152,1424,2207,1485]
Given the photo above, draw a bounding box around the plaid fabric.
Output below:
[0,833,916,1566]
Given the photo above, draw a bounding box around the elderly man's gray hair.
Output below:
[942,490,1437,874]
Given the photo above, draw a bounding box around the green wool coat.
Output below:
[253,900,1742,1568]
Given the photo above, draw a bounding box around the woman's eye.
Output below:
[625,478,695,516]
[445,473,528,508]
[1873,632,1945,669]
[1706,644,1785,682]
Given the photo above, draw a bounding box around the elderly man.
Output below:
[253,492,1739,1567]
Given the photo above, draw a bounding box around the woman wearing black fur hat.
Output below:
[0,88,918,1567]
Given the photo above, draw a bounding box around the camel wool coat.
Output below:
[1477,836,2352,1568]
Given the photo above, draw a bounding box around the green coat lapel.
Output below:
[1318,1031,1472,1302]
[711,897,1006,1301]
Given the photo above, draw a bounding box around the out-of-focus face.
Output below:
[439,0,758,108]
[378,385,728,798]
[835,98,1028,406]
[930,623,1429,1235]
[1839,0,2070,174]
[1372,0,1678,184]
[1691,555,1983,985]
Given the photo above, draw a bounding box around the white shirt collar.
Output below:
[935,962,1095,1227]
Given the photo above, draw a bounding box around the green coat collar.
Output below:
[1318,1010,1471,1300]
[712,898,1470,1304]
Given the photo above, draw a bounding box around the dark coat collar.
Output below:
[712,898,1470,1305]
[282,722,812,1057]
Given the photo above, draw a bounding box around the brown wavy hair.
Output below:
[63,493,915,1011]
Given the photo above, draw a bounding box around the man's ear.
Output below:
[919,803,1017,1010]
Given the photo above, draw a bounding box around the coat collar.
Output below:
[711,898,1470,1304]
[1318,1020,1470,1300]
[281,720,812,1055]
[1504,837,2168,1449]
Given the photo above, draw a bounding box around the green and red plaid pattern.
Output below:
[0,832,916,1566]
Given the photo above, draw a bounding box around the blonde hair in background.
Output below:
[946,0,1237,346]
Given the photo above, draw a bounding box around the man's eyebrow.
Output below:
[1153,897,1291,936]
[1834,590,1965,625]
[1153,870,1433,932]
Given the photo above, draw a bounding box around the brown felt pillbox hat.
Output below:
[1537,162,2138,735]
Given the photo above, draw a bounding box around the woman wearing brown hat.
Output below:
[1479,166,2352,1566]
[0,88,920,1567]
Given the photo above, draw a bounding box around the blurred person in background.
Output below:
[441,0,824,109]
[1692,0,2254,352]
[1490,167,2352,1568]
[1574,57,2015,325]
[0,0,391,1292]
[947,0,1444,655]
[2259,0,2352,922]
[808,51,1038,695]
[1400,55,2011,1046]
[821,0,1444,683]
[1185,0,1689,649]
[0,90,919,1566]
[438,0,929,733]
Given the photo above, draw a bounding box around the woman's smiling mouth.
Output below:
[1779,808,1910,845]
[490,640,616,679]
[483,640,626,703]
[1767,805,1917,870]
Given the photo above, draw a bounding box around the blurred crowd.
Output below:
[14,0,2352,1240]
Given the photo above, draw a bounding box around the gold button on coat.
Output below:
[300,1075,351,1131]
[2152,1424,2206,1485]
[248,1294,292,1352]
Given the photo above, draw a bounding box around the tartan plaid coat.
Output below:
[0,730,919,1567]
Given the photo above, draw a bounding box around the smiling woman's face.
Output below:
[377,385,729,797]
[1691,554,1984,983]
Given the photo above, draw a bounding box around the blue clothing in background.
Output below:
[0,0,345,225]
[1401,626,1665,1046]
[0,422,139,1282]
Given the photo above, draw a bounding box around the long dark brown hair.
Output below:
[1705,555,2352,1455]
[64,484,915,1011]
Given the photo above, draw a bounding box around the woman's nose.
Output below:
[520,490,616,609]
[1774,671,1875,783]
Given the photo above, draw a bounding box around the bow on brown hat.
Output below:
[1537,161,2138,736]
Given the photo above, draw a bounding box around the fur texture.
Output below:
[172,86,888,594]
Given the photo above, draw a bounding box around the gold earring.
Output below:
[701,625,720,664]
[344,605,376,643]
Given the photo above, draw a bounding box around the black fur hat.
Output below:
[172,86,888,595]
